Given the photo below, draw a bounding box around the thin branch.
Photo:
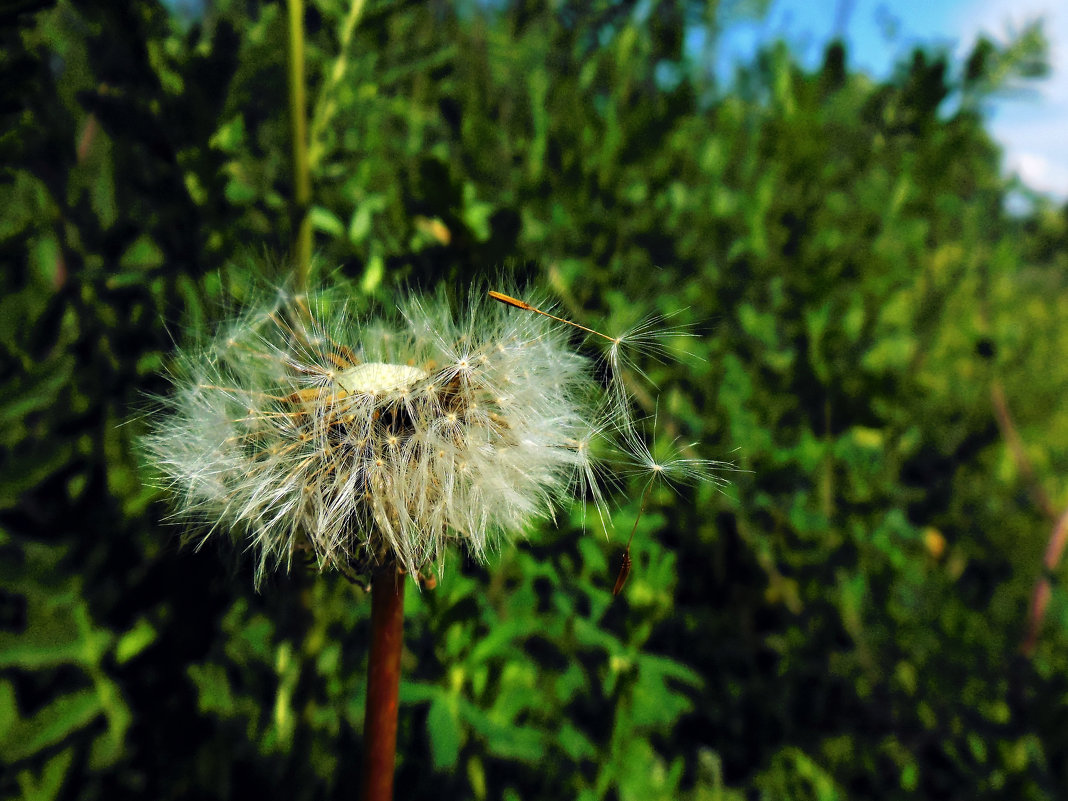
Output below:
[993,379,1066,656]
[991,380,1056,521]
[1023,508,1068,656]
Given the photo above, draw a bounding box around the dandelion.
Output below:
[143,282,617,588]
[142,278,733,801]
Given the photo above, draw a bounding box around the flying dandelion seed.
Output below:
[487,292,735,596]
[611,405,736,595]
[143,283,627,588]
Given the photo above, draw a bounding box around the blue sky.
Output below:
[161,0,1066,202]
[716,0,1068,201]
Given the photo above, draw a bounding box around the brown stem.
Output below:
[77,111,99,163]
[991,380,1056,521]
[361,568,405,801]
[1022,508,1068,656]
[993,380,1068,656]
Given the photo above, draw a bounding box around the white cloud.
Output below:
[952,0,1068,199]
[1005,150,1068,195]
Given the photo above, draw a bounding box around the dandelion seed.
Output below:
[605,311,700,381]
[489,290,701,435]
[620,408,735,493]
[601,311,702,437]
[489,290,615,345]
[486,289,735,594]
[611,405,735,596]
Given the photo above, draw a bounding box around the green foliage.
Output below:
[0,535,141,794]
[2,0,1068,799]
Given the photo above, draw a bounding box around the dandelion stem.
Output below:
[361,567,405,801]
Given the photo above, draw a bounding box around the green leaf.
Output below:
[0,680,16,739]
[115,619,158,664]
[310,206,345,238]
[0,586,111,669]
[458,699,547,763]
[347,196,387,244]
[557,722,596,760]
[399,681,440,704]
[629,653,701,729]
[187,663,236,717]
[209,115,247,153]
[0,357,74,431]
[0,689,101,763]
[119,235,165,270]
[360,253,384,294]
[426,695,461,770]
[466,619,526,665]
[15,746,73,801]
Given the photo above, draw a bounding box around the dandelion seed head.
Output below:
[142,280,737,590]
[142,282,626,587]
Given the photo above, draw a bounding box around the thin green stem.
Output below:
[286,0,312,291]
[361,568,405,801]
[309,0,367,171]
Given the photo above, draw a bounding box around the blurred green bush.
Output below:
[2,1,1067,799]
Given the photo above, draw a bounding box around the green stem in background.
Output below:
[286,0,312,291]
[308,0,367,171]
[361,568,405,801]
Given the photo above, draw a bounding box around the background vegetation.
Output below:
[3,0,1068,798]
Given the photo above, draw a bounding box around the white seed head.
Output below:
[142,284,620,587]
[142,282,733,589]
